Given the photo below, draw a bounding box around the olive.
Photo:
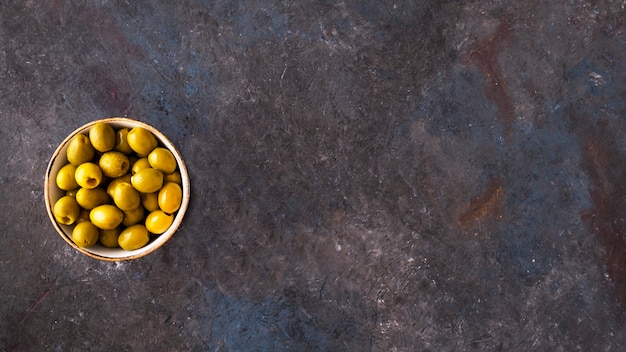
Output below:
[99,151,130,178]
[127,127,157,156]
[53,195,81,225]
[75,187,109,210]
[90,204,123,230]
[114,128,134,154]
[76,208,90,223]
[145,210,174,234]
[106,174,132,197]
[56,163,79,191]
[127,154,138,171]
[158,182,182,214]
[99,227,121,248]
[140,192,159,212]
[66,134,95,166]
[122,206,144,227]
[75,162,102,189]
[71,221,100,248]
[66,189,78,197]
[148,147,177,174]
[111,182,140,211]
[131,157,151,175]
[118,224,149,250]
[163,171,182,185]
[131,168,163,193]
[89,122,115,152]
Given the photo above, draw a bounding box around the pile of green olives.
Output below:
[52,122,183,251]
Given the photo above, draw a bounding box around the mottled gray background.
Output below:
[1,1,625,351]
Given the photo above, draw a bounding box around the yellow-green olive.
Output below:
[75,162,102,189]
[122,205,144,227]
[71,221,100,248]
[140,192,159,212]
[53,195,80,225]
[127,127,157,156]
[56,163,79,191]
[98,151,130,178]
[148,147,177,174]
[89,122,115,152]
[131,168,163,193]
[163,171,182,185]
[111,182,140,211]
[131,157,151,175]
[106,174,132,197]
[118,224,149,250]
[75,187,109,210]
[99,227,121,248]
[89,204,123,230]
[145,210,174,234]
[158,182,182,214]
[66,134,95,166]
[114,128,134,154]
[76,208,90,223]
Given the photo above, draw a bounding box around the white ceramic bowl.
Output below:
[44,117,190,261]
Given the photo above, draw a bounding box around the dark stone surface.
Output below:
[1,1,625,351]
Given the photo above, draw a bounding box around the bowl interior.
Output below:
[45,118,189,261]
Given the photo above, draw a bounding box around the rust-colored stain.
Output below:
[462,20,514,137]
[580,130,626,307]
[458,177,504,230]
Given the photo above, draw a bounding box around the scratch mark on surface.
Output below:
[19,285,52,326]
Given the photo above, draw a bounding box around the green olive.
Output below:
[158,182,182,214]
[56,163,79,191]
[127,127,157,156]
[89,122,115,152]
[76,208,90,223]
[75,187,109,210]
[145,210,174,234]
[99,227,121,248]
[148,147,177,174]
[163,171,182,185]
[118,224,149,250]
[71,221,100,248]
[75,162,102,189]
[127,154,138,170]
[131,168,163,193]
[89,204,123,230]
[140,192,159,212]
[66,134,95,166]
[131,158,151,175]
[53,195,81,225]
[99,151,130,178]
[114,128,134,154]
[111,182,140,211]
[122,206,144,227]
[106,174,132,197]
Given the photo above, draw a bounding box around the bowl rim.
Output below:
[44,117,190,261]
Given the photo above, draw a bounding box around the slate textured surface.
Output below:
[1,1,625,351]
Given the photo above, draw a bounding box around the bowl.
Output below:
[44,117,190,261]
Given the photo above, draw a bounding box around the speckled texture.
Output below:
[1,1,625,351]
